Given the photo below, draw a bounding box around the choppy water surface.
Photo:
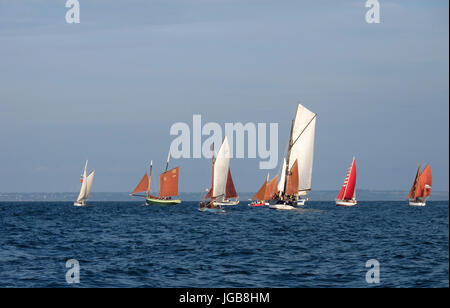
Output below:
[0,201,448,287]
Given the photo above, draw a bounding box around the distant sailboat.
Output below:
[74,160,95,206]
[335,157,357,206]
[130,152,181,205]
[250,174,278,207]
[270,104,316,210]
[199,137,232,212]
[408,163,432,207]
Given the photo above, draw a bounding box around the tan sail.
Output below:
[285,159,299,195]
[408,163,421,199]
[160,167,179,197]
[252,179,267,200]
[131,173,149,195]
[264,176,278,201]
[415,165,432,199]
[226,169,238,199]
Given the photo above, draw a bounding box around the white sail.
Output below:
[277,157,287,192]
[85,171,95,200]
[288,104,316,193]
[212,136,230,200]
[76,161,88,202]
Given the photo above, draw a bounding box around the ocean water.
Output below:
[0,201,448,288]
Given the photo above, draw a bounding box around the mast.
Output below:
[165,151,171,172]
[147,160,153,198]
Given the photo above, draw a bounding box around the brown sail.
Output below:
[285,159,299,195]
[131,173,149,195]
[252,179,267,200]
[160,167,179,197]
[264,176,278,200]
[408,163,421,199]
[416,165,432,199]
[226,169,238,199]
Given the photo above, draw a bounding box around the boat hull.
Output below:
[336,200,357,207]
[297,199,306,206]
[214,200,239,206]
[269,204,296,211]
[145,197,181,205]
[74,201,86,207]
[249,202,268,207]
[409,199,426,207]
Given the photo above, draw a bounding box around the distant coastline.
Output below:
[0,190,448,202]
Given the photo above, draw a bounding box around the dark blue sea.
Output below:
[0,201,448,288]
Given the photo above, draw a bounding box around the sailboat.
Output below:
[270,104,316,210]
[408,163,432,206]
[199,137,232,212]
[250,174,278,206]
[74,160,95,206]
[335,157,357,206]
[130,152,181,205]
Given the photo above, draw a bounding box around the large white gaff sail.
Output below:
[212,136,230,201]
[76,161,95,203]
[288,104,317,193]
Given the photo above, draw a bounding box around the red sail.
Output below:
[337,158,355,200]
[285,160,299,195]
[159,167,179,197]
[415,165,432,199]
[131,173,149,195]
[264,176,278,201]
[226,169,238,199]
[408,163,422,199]
[343,159,356,200]
[252,179,267,200]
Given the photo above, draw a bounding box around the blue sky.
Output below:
[0,0,448,193]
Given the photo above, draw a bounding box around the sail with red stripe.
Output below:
[337,158,356,201]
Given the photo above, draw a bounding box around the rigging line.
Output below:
[289,114,317,151]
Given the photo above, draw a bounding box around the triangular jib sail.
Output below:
[225,169,238,199]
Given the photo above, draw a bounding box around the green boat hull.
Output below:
[145,197,182,205]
